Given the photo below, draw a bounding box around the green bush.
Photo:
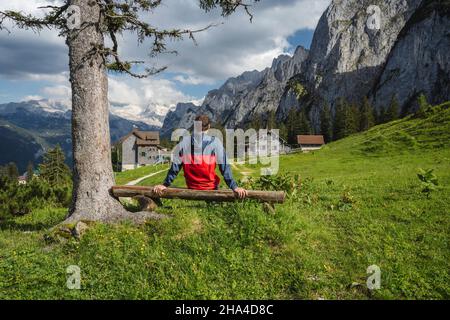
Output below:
[243,173,301,198]
[0,177,71,220]
[417,168,439,198]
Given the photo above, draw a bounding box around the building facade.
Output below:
[115,129,165,171]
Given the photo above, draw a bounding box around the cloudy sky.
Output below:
[0,0,330,122]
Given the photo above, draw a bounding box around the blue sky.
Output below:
[0,0,330,122]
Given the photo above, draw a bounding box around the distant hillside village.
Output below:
[112,128,325,172]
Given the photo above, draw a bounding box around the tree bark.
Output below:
[65,0,129,223]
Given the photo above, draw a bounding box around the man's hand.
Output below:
[153,184,167,196]
[233,187,248,199]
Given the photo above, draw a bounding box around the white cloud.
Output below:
[42,84,71,97]
[21,95,44,101]
[25,72,69,83]
[141,78,192,107]
[0,0,331,122]
[108,78,142,106]
[108,76,195,110]
[119,0,330,83]
[173,74,216,85]
[108,76,199,126]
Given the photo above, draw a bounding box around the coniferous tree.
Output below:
[266,110,276,130]
[333,100,345,140]
[295,110,311,135]
[349,103,360,133]
[373,107,381,125]
[39,145,71,187]
[320,103,333,142]
[250,113,262,131]
[379,106,388,124]
[278,122,288,142]
[415,93,429,118]
[0,0,258,223]
[0,166,7,179]
[286,108,298,144]
[359,97,375,131]
[333,98,358,140]
[7,162,19,182]
[385,95,400,122]
[26,162,34,182]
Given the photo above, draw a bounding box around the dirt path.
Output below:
[125,169,168,186]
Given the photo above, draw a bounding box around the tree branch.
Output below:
[1,0,259,79]
[0,3,69,32]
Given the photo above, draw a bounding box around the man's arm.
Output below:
[162,161,181,187]
[214,138,238,190]
[214,138,247,198]
[154,140,184,195]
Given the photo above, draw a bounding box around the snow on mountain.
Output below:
[110,99,204,128]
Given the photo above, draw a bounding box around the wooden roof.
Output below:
[297,135,325,145]
[134,130,159,141]
[134,129,160,146]
[115,129,160,146]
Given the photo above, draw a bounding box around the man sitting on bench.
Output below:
[153,115,247,199]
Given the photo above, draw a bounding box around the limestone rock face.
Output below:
[161,102,199,137]
[199,70,267,127]
[161,0,449,134]
[370,2,450,113]
[226,46,309,127]
[278,0,423,125]
[161,47,308,133]
[161,70,265,136]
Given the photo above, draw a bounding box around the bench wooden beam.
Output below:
[112,185,286,204]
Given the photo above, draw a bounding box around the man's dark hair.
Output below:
[195,115,211,131]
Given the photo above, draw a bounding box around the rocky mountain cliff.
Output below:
[226,46,308,127]
[160,102,199,137]
[370,0,450,113]
[161,46,309,135]
[162,0,449,134]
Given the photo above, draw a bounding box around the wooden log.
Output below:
[112,185,286,204]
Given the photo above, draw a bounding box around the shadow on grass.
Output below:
[0,219,62,232]
[0,208,67,232]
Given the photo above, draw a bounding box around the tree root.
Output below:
[62,209,171,225]
[46,210,171,243]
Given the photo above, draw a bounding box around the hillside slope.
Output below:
[1,104,449,299]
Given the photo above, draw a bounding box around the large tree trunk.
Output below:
[65,0,128,223]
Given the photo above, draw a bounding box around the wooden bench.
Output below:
[111,185,286,213]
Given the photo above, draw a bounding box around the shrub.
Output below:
[243,173,301,198]
[417,168,438,198]
[0,177,71,220]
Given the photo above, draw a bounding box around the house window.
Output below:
[141,152,146,157]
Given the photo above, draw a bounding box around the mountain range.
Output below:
[161,0,449,135]
[1,0,449,170]
[0,100,158,172]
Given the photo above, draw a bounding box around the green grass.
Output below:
[114,163,169,185]
[0,103,449,299]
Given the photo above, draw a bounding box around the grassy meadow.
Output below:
[0,103,449,299]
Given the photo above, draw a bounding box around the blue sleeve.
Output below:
[214,139,238,191]
[163,141,184,187]
[163,161,181,187]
